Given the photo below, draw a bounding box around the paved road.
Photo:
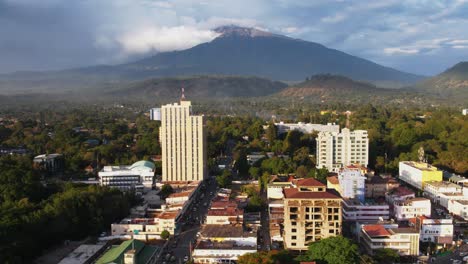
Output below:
[259,187,271,251]
[159,177,218,263]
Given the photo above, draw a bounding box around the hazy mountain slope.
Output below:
[411,61,468,100]
[108,75,288,99]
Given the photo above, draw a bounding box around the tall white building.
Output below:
[160,100,206,182]
[149,108,161,121]
[316,128,369,172]
[338,166,366,202]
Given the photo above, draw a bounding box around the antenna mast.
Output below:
[181,86,186,101]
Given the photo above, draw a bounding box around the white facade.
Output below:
[99,161,155,193]
[417,218,453,244]
[193,246,256,264]
[316,128,369,172]
[463,109,467,116]
[275,122,340,135]
[398,161,442,190]
[342,199,390,222]
[160,101,206,182]
[394,198,431,221]
[423,181,466,208]
[448,200,468,220]
[149,108,161,121]
[361,225,420,256]
[338,167,366,202]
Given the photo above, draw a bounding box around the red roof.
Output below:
[363,225,391,237]
[294,178,326,187]
[284,188,340,199]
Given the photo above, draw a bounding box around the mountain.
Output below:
[125,25,423,84]
[0,25,424,93]
[411,62,468,100]
[274,74,422,103]
[108,75,287,99]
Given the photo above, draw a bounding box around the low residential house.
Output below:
[365,174,400,198]
[361,225,420,256]
[448,200,468,220]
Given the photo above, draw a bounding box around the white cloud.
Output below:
[383,47,419,55]
[321,14,346,23]
[113,26,219,55]
[452,45,468,49]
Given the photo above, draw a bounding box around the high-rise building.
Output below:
[283,178,342,250]
[316,128,369,172]
[160,101,206,182]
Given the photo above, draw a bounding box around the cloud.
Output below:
[384,47,419,55]
[112,26,219,54]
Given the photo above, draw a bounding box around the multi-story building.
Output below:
[411,216,453,245]
[448,200,468,220]
[399,161,443,190]
[342,198,390,222]
[98,161,155,194]
[274,122,340,135]
[338,165,366,202]
[111,210,179,238]
[160,100,206,182]
[283,178,342,250]
[316,128,368,172]
[393,197,431,221]
[361,225,420,256]
[424,181,464,206]
[33,153,64,175]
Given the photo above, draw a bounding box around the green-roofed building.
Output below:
[96,240,160,264]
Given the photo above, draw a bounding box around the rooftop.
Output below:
[157,211,179,220]
[207,208,243,216]
[284,188,341,200]
[167,191,192,199]
[425,181,461,188]
[363,225,391,237]
[195,240,256,250]
[200,224,256,238]
[387,186,415,197]
[95,240,159,264]
[401,161,440,171]
[293,178,326,188]
[58,244,106,264]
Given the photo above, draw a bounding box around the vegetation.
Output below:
[160,230,170,240]
[373,248,400,264]
[160,184,174,199]
[0,156,133,263]
[297,236,360,264]
[237,250,298,264]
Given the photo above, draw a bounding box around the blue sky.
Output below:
[0,0,467,75]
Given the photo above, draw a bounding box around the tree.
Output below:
[249,167,261,179]
[266,122,278,142]
[373,248,399,264]
[160,230,170,240]
[238,250,297,264]
[216,170,232,188]
[160,184,174,199]
[298,236,359,264]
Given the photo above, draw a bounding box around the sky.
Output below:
[0,0,467,75]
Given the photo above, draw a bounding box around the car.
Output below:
[184,256,189,262]
[460,252,468,257]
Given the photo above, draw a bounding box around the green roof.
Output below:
[96,240,159,264]
[130,160,155,171]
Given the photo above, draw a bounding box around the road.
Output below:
[432,244,468,264]
[258,184,271,251]
[159,177,218,263]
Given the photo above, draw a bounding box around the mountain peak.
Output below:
[213,25,275,38]
[443,61,468,76]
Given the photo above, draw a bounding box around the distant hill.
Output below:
[411,62,468,100]
[0,25,424,94]
[108,75,287,99]
[274,74,424,104]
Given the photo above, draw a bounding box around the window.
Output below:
[292,228,297,232]
[292,236,297,240]
[291,243,296,246]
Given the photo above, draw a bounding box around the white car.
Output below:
[184,256,189,262]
